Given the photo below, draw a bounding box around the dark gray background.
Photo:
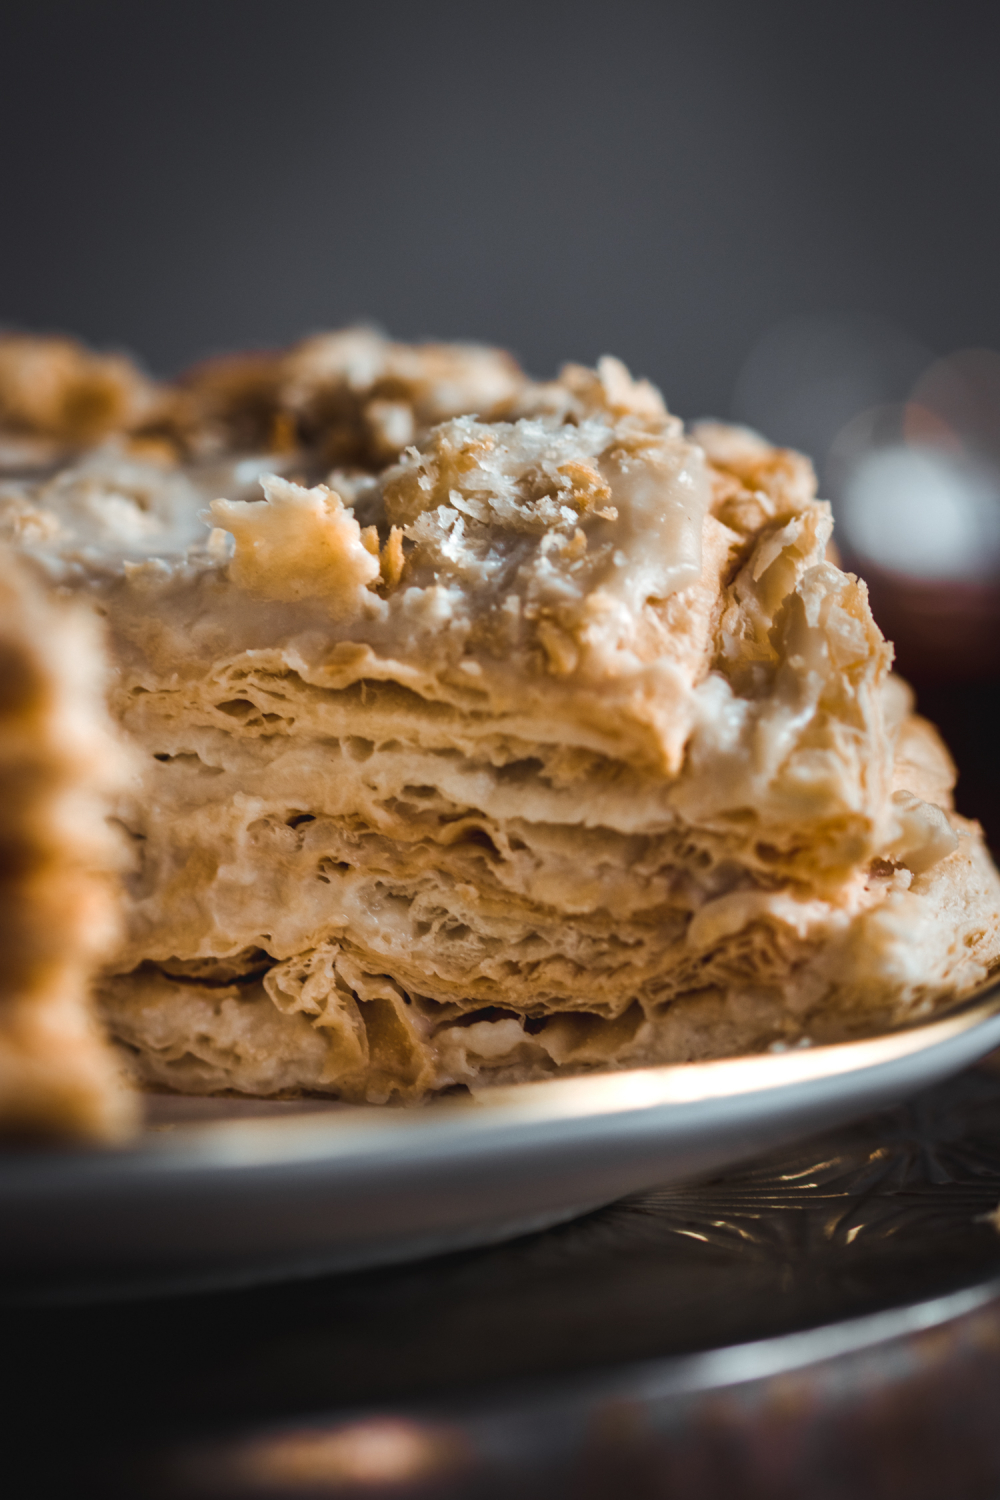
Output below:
[2,0,999,420]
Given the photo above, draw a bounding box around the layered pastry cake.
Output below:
[0,543,132,1134]
[1,328,997,1109]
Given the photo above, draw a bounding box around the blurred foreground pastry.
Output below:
[2,328,998,1106]
[0,546,132,1134]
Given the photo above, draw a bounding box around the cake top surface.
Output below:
[0,333,810,680]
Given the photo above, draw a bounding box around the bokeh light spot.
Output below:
[839,444,1000,580]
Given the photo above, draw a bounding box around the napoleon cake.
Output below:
[1,328,997,1106]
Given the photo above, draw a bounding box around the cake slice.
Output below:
[0,546,132,1134]
[2,335,997,1105]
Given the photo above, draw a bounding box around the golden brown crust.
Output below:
[0,333,156,449]
[0,547,133,1135]
[0,327,529,472]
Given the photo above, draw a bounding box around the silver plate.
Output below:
[4,990,1000,1300]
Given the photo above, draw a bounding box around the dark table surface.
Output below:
[7,1058,1000,1499]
